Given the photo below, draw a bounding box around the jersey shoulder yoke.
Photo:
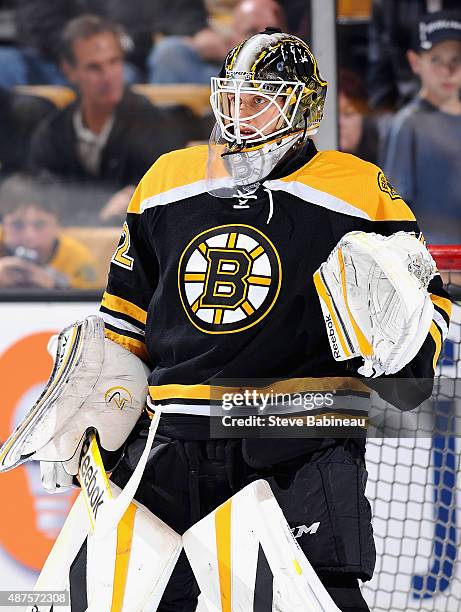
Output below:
[128,145,208,214]
[272,149,415,222]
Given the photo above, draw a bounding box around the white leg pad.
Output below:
[183,479,341,612]
[26,481,182,612]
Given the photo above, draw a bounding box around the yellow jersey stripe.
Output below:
[126,183,142,214]
[105,328,148,361]
[429,321,442,371]
[149,377,369,401]
[129,147,415,222]
[134,146,209,214]
[102,292,147,325]
[431,294,452,322]
[265,178,371,220]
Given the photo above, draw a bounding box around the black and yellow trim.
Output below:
[102,291,147,326]
[431,293,452,327]
[429,321,443,372]
[105,328,149,361]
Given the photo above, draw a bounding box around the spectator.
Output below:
[147,0,287,84]
[0,86,55,175]
[338,69,379,164]
[28,15,188,225]
[0,174,98,289]
[368,0,460,110]
[382,11,461,244]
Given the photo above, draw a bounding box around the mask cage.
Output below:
[210,77,307,148]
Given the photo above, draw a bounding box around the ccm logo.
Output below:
[291,522,320,538]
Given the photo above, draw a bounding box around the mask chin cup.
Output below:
[206,124,304,198]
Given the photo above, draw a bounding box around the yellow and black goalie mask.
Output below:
[207,29,328,196]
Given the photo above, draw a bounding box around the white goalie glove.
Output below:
[313,231,436,377]
[0,315,150,491]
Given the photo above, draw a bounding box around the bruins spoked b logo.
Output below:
[178,224,282,333]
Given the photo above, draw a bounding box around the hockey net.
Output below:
[363,245,461,611]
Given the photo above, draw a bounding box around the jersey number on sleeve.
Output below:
[112,221,134,271]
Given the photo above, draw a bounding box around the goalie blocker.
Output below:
[0,315,150,491]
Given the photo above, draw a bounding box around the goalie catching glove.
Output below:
[0,315,150,490]
[313,231,436,377]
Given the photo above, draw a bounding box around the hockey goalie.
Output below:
[0,25,452,612]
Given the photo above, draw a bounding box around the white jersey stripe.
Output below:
[139,176,372,221]
[433,309,449,341]
[140,180,207,212]
[147,397,369,416]
[101,312,145,337]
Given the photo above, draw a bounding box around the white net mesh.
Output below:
[363,247,461,611]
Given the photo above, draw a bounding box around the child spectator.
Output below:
[367,0,460,110]
[0,174,98,289]
[382,11,461,243]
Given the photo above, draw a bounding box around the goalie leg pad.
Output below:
[27,480,182,612]
[183,479,341,611]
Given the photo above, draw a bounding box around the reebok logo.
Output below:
[325,314,340,359]
[78,436,111,526]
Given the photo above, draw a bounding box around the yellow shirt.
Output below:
[0,228,98,289]
[49,234,98,289]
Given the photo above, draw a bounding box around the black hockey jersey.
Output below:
[100,140,451,416]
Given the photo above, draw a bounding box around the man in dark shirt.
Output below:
[28,14,188,226]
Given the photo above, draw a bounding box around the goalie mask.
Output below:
[207,29,327,196]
